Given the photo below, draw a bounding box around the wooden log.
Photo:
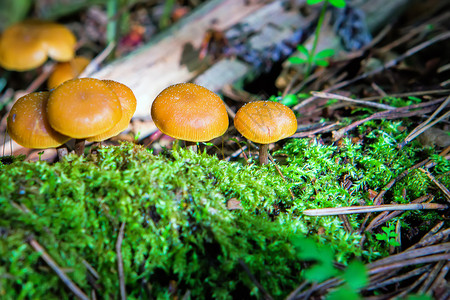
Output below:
[90,0,270,119]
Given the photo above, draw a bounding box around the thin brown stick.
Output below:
[417,260,446,294]
[302,203,447,216]
[368,243,450,269]
[427,261,450,294]
[332,98,444,141]
[268,154,295,200]
[415,221,444,246]
[290,122,339,138]
[368,253,450,275]
[359,157,432,235]
[395,271,428,298]
[362,89,450,102]
[365,265,431,291]
[419,168,450,202]
[311,91,395,110]
[24,62,55,94]
[239,259,274,300]
[29,238,89,300]
[78,42,116,78]
[399,96,450,148]
[365,195,432,233]
[116,222,127,300]
[410,228,450,250]
[293,31,450,111]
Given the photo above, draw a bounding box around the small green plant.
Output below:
[288,0,346,80]
[37,151,44,162]
[291,235,368,299]
[375,224,400,247]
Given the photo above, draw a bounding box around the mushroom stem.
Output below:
[185,141,198,153]
[74,139,86,156]
[259,143,269,165]
[56,145,68,160]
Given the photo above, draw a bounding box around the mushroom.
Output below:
[151,83,229,151]
[46,78,122,155]
[234,101,297,165]
[86,80,137,143]
[47,56,90,89]
[7,91,70,158]
[0,20,76,71]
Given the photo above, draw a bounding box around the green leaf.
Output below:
[389,239,400,247]
[304,262,338,282]
[314,49,335,59]
[328,0,346,8]
[280,94,299,106]
[307,0,325,5]
[297,45,310,58]
[375,233,387,241]
[342,260,368,290]
[313,59,330,67]
[326,287,360,300]
[288,57,307,65]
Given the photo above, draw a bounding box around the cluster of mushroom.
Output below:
[7,78,137,157]
[151,83,297,165]
[0,20,90,88]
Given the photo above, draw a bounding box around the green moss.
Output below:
[1,143,304,299]
[1,120,447,298]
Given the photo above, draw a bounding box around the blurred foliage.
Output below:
[0,0,32,31]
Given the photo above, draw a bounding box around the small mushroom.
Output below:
[0,20,76,71]
[7,92,70,158]
[47,56,90,89]
[234,101,297,165]
[151,83,229,151]
[86,80,137,143]
[46,78,122,155]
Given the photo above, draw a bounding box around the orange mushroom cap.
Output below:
[7,92,70,148]
[0,20,76,71]
[234,101,297,144]
[151,83,229,142]
[47,56,90,89]
[47,78,122,138]
[86,80,137,142]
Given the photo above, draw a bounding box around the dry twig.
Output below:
[116,222,127,300]
[28,238,89,300]
[303,203,447,216]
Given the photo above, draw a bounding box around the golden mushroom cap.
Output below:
[0,20,76,71]
[39,21,77,62]
[47,56,90,89]
[47,78,122,139]
[234,101,297,144]
[7,92,70,148]
[151,83,229,142]
[86,80,137,142]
